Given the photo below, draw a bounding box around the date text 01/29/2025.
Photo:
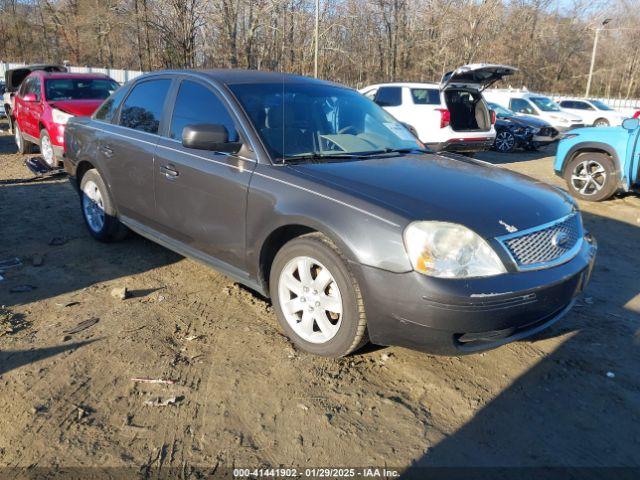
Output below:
[232,467,400,477]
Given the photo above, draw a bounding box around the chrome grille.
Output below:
[498,213,582,270]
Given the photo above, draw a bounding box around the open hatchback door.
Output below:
[440,64,517,92]
[4,64,67,93]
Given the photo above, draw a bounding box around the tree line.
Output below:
[1,0,638,98]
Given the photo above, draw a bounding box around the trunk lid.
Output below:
[440,64,518,91]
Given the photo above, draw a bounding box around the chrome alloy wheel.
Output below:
[278,256,343,344]
[571,159,607,196]
[495,131,515,152]
[40,134,55,167]
[82,180,106,233]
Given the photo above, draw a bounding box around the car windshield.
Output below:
[488,103,513,117]
[229,82,422,161]
[529,96,561,112]
[45,78,119,101]
[590,99,613,111]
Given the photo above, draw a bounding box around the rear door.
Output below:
[102,77,173,225]
[153,78,256,270]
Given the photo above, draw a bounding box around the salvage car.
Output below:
[555,117,640,201]
[64,70,597,357]
[3,64,67,133]
[359,64,517,153]
[13,71,119,166]
[489,102,559,152]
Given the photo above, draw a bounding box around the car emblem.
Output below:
[551,231,569,248]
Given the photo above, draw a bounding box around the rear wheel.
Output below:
[270,233,368,357]
[564,152,617,202]
[593,118,609,127]
[40,129,57,167]
[494,130,516,153]
[80,169,128,242]
[14,123,35,154]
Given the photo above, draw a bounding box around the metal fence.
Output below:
[0,61,144,84]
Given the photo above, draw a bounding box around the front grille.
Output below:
[498,213,582,270]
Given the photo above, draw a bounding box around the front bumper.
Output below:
[353,235,597,355]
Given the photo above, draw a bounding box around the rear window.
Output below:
[410,88,440,105]
[45,78,119,101]
[93,86,128,123]
[374,87,402,107]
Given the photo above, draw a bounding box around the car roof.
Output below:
[136,69,348,89]
[34,72,113,80]
[362,82,439,90]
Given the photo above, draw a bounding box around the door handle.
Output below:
[99,144,114,157]
[160,165,179,180]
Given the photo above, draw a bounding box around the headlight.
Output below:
[403,221,506,278]
[52,108,74,125]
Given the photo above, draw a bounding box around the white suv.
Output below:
[359,64,516,153]
[558,99,626,127]
[483,90,584,132]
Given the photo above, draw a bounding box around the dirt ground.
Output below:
[0,119,639,477]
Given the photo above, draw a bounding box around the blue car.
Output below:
[555,118,640,201]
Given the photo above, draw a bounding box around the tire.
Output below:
[270,233,368,357]
[494,130,516,153]
[564,152,617,202]
[14,123,35,154]
[40,129,57,167]
[593,118,609,127]
[79,169,128,242]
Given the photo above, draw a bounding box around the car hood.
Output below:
[289,154,575,239]
[509,115,552,128]
[49,99,103,117]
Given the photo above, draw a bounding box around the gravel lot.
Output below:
[0,120,639,476]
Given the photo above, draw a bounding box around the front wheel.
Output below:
[80,169,128,242]
[564,152,617,201]
[270,233,368,357]
[40,129,57,167]
[494,130,516,153]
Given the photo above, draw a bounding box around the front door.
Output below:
[103,77,173,225]
[153,79,255,271]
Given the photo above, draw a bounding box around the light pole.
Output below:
[585,18,611,98]
[314,0,320,78]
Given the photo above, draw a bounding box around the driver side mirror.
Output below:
[22,93,37,102]
[622,118,639,131]
[182,124,242,153]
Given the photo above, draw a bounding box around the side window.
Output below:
[20,77,33,97]
[374,87,402,107]
[411,88,440,105]
[575,101,594,110]
[32,77,41,100]
[169,80,238,142]
[119,79,171,134]
[510,98,536,115]
[560,101,573,108]
[94,86,128,123]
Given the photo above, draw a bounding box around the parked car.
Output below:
[489,102,559,153]
[3,64,67,133]
[64,70,597,357]
[484,89,584,133]
[359,64,517,153]
[555,117,640,201]
[13,71,118,167]
[558,99,626,127]
[0,81,5,119]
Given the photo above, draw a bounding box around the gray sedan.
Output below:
[63,70,597,357]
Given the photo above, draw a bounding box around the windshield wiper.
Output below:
[356,147,432,157]
[281,152,365,163]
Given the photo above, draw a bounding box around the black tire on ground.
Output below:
[269,232,369,357]
[494,130,516,153]
[14,123,35,154]
[79,169,129,242]
[593,118,609,127]
[563,151,617,202]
